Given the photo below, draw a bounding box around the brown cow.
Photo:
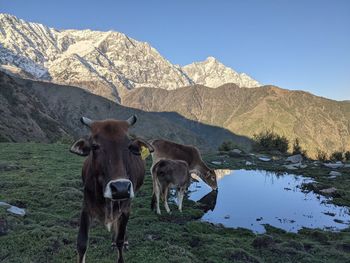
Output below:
[151,159,191,214]
[150,139,218,190]
[70,116,154,263]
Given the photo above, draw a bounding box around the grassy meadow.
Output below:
[1,143,350,263]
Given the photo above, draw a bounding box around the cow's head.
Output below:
[202,169,218,191]
[70,116,154,200]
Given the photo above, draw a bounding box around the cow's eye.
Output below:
[91,143,100,151]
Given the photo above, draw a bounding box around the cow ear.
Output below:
[70,138,91,156]
[128,139,154,157]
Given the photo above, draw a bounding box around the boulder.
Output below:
[320,187,337,195]
[245,161,253,166]
[286,154,303,164]
[329,171,341,176]
[323,163,344,169]
[259,157,271,162]
[7,206,26,216]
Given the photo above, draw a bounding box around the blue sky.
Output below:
[1,0,349,100]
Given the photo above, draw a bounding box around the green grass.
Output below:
[1,143,350,263]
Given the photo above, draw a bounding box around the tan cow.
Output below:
[150,139,218,190]
[151,159,191,214]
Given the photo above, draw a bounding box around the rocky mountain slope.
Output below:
[0,71,251,150]
[182,57,260,88]
[122,84,350,156]
[0,13,260,103]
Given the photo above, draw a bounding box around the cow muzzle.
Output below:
[104,179,134,200]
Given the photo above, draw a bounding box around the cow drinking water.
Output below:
[70,116,154,263]
[150,139,218,190]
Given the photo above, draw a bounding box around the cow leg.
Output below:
[111,220,119,250]
[77,209,90,263]
[116,212,129,263]
[177,188,185,212]
[111,221,129,251]
[163,186,171,214]
[155,181,161,215]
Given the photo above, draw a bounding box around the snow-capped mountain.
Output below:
[0,13,260,102]
[182,57,260,88]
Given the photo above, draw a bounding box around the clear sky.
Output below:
[1,0,349,101]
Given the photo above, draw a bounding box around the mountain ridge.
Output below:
[122,84,350,156]
[0,13,260,102]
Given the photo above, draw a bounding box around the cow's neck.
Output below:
[190,164,208,179]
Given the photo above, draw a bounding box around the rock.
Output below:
[259,157,271,162]
[245,161,253,166]
[323,163,344,169]
[283,163,307,170]
[7,206,26,216]
[286,154,303,164]
[344,164,350,168]
[211,161,222,165]
[231,149,242,154]
[329,171,341,176]
[0,202,11,208]
[283,164,298,170]
[319,187,337,195]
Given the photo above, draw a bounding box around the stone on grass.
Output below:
[286,154,303,164]
[259,157,271,162]
[329,171,341,176]
[319,187,337,195]
[323,163,344,169]
[7,206,26,216]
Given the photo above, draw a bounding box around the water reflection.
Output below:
[189,169,350,233]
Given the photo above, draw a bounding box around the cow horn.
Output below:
[126,115,137,126]
[80,117,94,128]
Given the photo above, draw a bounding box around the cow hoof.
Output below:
[111,242,117,251]
[124,241,129,251]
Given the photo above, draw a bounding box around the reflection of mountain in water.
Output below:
[215,169,232,180]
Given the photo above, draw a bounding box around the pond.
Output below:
[189,169,350,233]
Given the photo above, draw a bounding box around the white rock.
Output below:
[259,157,271,162]
[320,187,337,195]
[323,163,344,169]
[0,202,11,207]
[7,206,26,216]
[329,171,341,176]
[231,149,242,154]
[245,161,253,166]
[283,164,298,170]
[286,154,303,164]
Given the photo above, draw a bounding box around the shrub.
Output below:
[316,149,328,162]
[330,151,344,162]
[292,138,307,156]
[345,151,350,161]
[253,129,289,153]
[218,141,237,152]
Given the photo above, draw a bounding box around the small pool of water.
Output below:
[189,169,350,233]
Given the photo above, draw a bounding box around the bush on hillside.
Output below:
[345,151,350,161]
[330,151,344,162]
[253,129,289,154]
[316,149,328,162]
[218,141,237,152]
[292,138,307,156]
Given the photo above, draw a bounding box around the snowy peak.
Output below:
[0,13,261,102]
[182,57,261,88]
